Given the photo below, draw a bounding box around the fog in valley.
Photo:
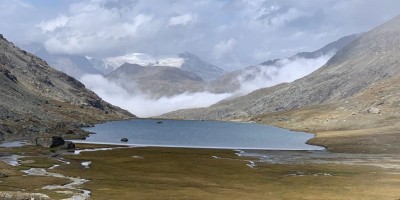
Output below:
[81,54,332,117]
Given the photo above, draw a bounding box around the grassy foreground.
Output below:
[1,144,400,199]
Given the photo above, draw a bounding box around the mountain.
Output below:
[0,34,134,141]
[162,16,400,126]
[89,52,224,81]
[86,56,115,74]
[292,34,360,59]
[106,63,205,98]
[178,52,225,81]
[89,53,185,75]
[103,34,358,101]
[209,34,359,94]
[19,43,102,79]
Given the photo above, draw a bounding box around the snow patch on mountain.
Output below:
[93,53,184,71]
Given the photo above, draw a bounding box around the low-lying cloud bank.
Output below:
[81,55,331,117]
[236,54,332,95]
[80,74,231,117]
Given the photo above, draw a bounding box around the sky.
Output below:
[1,0,400,71]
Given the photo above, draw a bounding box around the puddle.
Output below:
[237,150,400,170]
[72,148,115,155]
[81,161,91,169]
[0,154,23,166]
[0,141,29,148]
[23,168,90,200]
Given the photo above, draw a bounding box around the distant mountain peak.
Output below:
[178,51,199,59]
[178,51,225,81]
[106,63,204,98]
[17,43,102,79]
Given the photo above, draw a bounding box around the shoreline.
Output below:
[69,140,325,151]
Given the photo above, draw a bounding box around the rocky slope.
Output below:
[0,35,134,141]
[106,63,205,98]
[163,16,400,122]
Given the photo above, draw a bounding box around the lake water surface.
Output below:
[79,119,324,150]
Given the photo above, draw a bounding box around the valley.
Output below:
[1,2,400,200]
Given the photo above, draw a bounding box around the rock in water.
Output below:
[121,138,128,142]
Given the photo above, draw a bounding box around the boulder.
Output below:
[35,136,52,148]
[66,141,76,149]
[35,135,65,148]
[0,172,7,178]
[50,136,65,148]
[367,107,380,114]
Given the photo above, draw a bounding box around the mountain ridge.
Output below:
[208,34,359,94]
[162,16,400,121]
[0,34,134,141]
[19,43,102,79]
[106,63,205,98]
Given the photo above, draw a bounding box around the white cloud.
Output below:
[3,0,400,71]
[79,54,331,117]
[102,53,184,69]
[267,8,306,27]
[80,74,230,117]
[236,54,333,95]
[168,13,196,26]
[38,0,156,56]
[38,15,69,32]
[213,38,236,58]
[157,58,184,68]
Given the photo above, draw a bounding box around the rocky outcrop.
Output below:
[0,34,135,141]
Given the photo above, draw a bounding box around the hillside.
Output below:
[106,63,205,98]
[0,34,134,141]
[209,34,358,94]
[163,16,400,125]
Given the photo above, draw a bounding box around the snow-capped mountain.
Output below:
[106,63,205,98]
[88,53,185,75]
[89,52,224,81]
